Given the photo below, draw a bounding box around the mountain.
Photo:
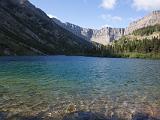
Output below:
[53,11,160,45]
[125,10,160,35]
[0,0,97,56]
[53,18,125,45]
[0,0,159,56]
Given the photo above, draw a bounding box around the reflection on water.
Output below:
[0,56,160,119]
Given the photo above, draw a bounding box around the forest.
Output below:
[95,25,160,59]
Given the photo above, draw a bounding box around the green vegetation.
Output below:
[0,0,160,59]
[132,24,160,36]
[92,25,160,59]
[0,3,98,56]
[96,36,160,59]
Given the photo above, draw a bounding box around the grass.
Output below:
[112,52,160,59]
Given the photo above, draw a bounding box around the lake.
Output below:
[0,56,160,120]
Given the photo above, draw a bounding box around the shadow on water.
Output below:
[0,111,159,120]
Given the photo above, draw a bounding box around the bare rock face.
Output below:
[54,20,93,41]
[91,27,125,45]
[53,18,125,45]
[53,10,160,45]
[125,10,160,35]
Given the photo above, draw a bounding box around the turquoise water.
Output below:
[0,56,160,119]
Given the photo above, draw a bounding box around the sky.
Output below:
[29,0,160,29]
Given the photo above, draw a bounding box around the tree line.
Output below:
[93,36,160,59]
[132,24,160,36]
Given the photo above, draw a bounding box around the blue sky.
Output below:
[29,0,160,29]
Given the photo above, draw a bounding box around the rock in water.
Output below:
[66,104,76,113]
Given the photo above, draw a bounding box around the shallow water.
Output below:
[0,56,160,119]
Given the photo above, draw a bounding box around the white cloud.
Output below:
[101,24,111,28]
[47,14,58,19]
[101,14,107,19]
[133,0,160,11]
[100,0,117,9]
[128,17,136,22]
[100,14,122,21]
[128,17,141,22]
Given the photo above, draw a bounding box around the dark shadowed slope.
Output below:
[0,0,96,56]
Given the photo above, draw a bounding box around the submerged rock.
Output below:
[66,104,77,113]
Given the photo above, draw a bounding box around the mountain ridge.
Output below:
[125,10,160,34]
[52,17,125,45]
[52,10,160,45]
[0,0,159,56]
[0,0,98,56]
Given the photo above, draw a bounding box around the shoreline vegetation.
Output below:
[92,24,160,59]
[1,52,160,60]
[1,51,160,60]
[0,24,160,59]
[0,0,159,59]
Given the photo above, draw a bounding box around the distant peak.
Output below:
[19,0,27,4]
[152,10,160,14]
[9,0,28,5]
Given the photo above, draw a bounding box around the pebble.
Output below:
[66,104,76,113]
[47,113,52,117]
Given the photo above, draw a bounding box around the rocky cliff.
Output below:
[53,11,160,45]
[0,0,159,56]
[0,0,96,56]
[53,18,125,45]
[125,10,160,35]
[90,27,125,45]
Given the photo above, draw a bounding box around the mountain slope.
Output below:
[125,10,160,35]
[0,0,96,56]
[104,24,160,59]
[53,11,160,45]
[53,18,125,45]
